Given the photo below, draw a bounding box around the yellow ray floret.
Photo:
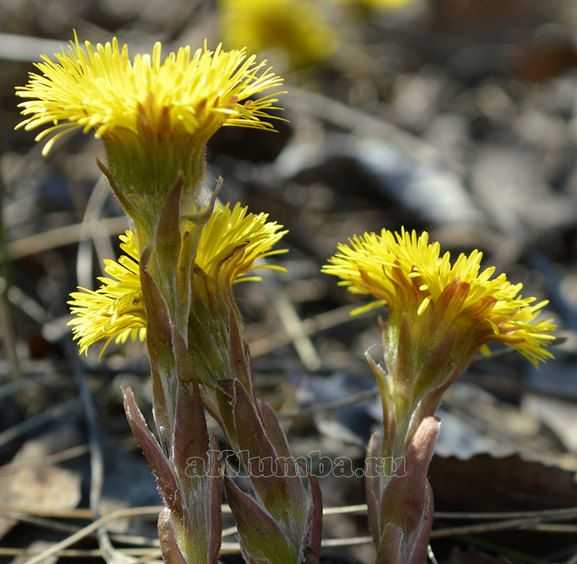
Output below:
[219,0,336,68]
[68,230,145,355]
[16,34,284,155]
[191,200,288,289]
[323,228,556,365]
[68,203,287,355]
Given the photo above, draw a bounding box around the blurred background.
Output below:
[1,1,577,562]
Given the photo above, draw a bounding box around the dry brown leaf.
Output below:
[0,440,81,539]
[430,453,577,512]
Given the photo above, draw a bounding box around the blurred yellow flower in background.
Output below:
[219,0,337,68]
[69,203,287,355]
[324,228,555,367]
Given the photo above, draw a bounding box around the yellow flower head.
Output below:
[68,230,146,355]
[323,228,555,367]
[69,203,287,355]
[219,0,336,68]
[16,35,284,232]
[16,35,284,154]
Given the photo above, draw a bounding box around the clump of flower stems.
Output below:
[17,34,555,564]
[17,35,320,564]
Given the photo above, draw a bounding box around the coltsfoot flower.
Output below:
[325,228,556,564]
[324,228,556,423]
[69,203,287,355]
[16,35,283,154]
[16,35,284,232]
[69,230,145,355]
[324,228,555,366]
[219,0,336,68]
